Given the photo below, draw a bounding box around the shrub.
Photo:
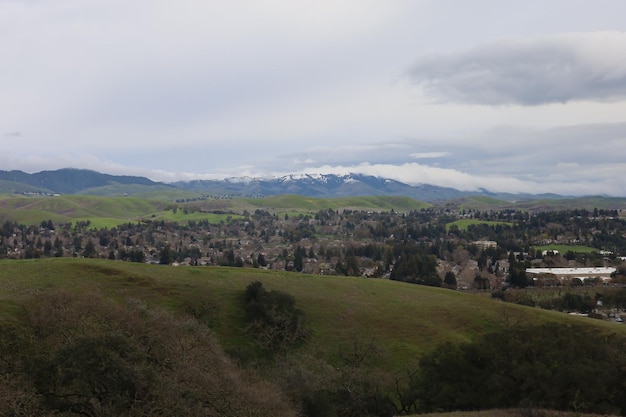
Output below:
[0,291,298,417]
[244,281,308,353]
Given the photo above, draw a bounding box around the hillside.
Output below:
[2,259,626,415]
[0,258,620,367]
[0,194,173,227]
[445,195,626,211]
[0,193,431,227]
[0,168,176,196]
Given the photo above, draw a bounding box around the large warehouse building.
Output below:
[525,267,617,285]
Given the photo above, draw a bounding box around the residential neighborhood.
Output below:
[2,205,625,292]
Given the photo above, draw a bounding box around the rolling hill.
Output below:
[0,168,177,196]
[0,258,620,369]
[0,193,432,227]
[1,259,625,415]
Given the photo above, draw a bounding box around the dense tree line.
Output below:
[415,322,626,414]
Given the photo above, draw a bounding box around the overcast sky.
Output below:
[2,1,626,196]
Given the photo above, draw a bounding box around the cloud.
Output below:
[409,32,626,105]
[289,162,625,197]
[409,152,450,159]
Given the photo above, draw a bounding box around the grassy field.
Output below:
[1,258,621,371]
[80,184,200,200]
[453,196,511,210]
[0,193,429,227]
[446,218,515,232]
[445,196,626,213]
[243,194,430,213]
[533,244,598,254]
[514,196,626,212]
[0,195,168,225]
[0,194,239,227]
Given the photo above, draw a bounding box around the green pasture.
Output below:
[0,195,165,225]
[446,218,515,232]
[0,258,618,371]
[243,194,430,213]
[455,196,510,210]
[0,194,242,227]
[80,184,199,200]
[156,209,241,224]
[0,194,430,227]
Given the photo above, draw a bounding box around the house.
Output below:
[473,240,497,251]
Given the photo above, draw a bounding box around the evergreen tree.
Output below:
[83,239,96,258]
[159,246,172,265]
[443,271,457,289]
[294,246,305,272]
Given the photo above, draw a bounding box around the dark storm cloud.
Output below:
[409,32,626,105]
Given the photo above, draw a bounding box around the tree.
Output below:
[53,237,63,257]
[43,240,52,257]
[473,274,490,290]
[294,245,305,272]
[82,239,96,258]
[257,253,267,267]
[244,281,308,353]
[414,323,626,414]
[72,236,82,253]
[159,246,172,265]
[508,266,529,288]
[35,334,152,416]
[443,271,457,289]
[13,291,299,417]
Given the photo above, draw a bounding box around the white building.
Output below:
[525,267,617,285]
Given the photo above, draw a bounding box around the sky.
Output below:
[2,0,626,196]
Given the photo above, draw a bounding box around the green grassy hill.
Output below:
[241,194,431,216]
[444,195,626,212]
[0,258,619,370]
[0,194,428,227]
[80,183,201,200]
[446,218,515,232]
[0,195,171,227]
[2,259,626,415]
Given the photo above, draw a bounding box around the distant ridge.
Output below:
[173,173,469,201]
[172,173,567,202]
[1,169,625,208]
[0,168,167,195]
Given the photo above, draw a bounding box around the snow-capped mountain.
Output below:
[172,173,468,201]
[0,169,570,202]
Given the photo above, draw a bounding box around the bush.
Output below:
[0,291,299,417]
[414,323,626,414]
[244,281,308,353]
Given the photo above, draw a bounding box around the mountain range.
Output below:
[0,167,604,203]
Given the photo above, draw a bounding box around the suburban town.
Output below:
[2,204,625,293]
